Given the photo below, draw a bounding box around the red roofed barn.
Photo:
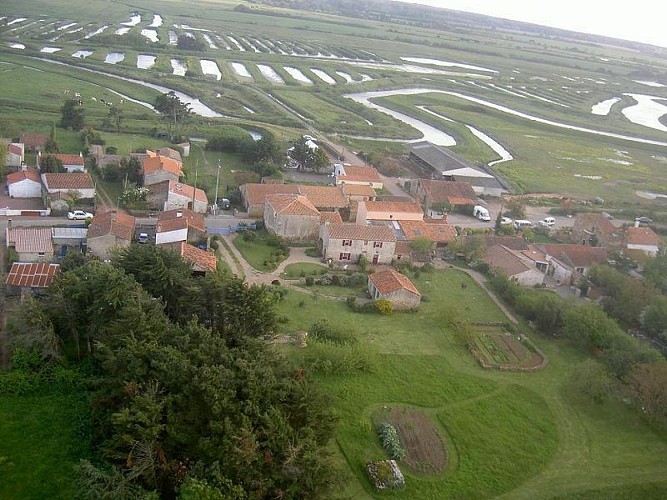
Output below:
[367,268,421,310]
[264,194,321,241]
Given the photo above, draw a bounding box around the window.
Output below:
[339,252,351,261]
[373,241,383,248]
[342,239,352,246]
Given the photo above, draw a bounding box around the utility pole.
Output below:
[214,159,221,215]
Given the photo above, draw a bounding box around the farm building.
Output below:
[625,225,661,256]
[407,178,477,218]
[142,151,183,186]
[39,153,86,173]
[52,227,88,259]
[5,262,60,299]
[571,213,623,248]
[264,194,321,241]
[534,243,609,285]
[41,172,96,211]
[2,142,25,167]
[87,211,136,259]
[7,167,42,198]
[367,269,421,310]
[319,223,396,265]
[6,226,54,262]
[339,183,376,202]
[483,244,545,286]
[409,142,506,196]
[298,185,348,212]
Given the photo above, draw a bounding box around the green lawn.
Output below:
[275,268,667,498]
[232,231,286,272]
[281,262,329,279]
[0,392,91,499]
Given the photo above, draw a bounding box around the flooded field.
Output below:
[170,58,187,76]
[104,52,125,64]
[284,66,312,84]
[137,54,156,70]
[230,62,252,78]
[311,68,336,84]
[200,59,221,80]
[72,50,93,58]
[257,64,284,84]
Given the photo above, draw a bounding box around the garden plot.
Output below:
[374,406,448,474]
[200,59,221,80]
[104,52,124,64]
[467,325,546,370]
[284,67,312,84]
[84,25,107,39]
[227,35,244,51]
[40,47,61,53]
[202,34,217,49]
[230,62,252,79]
[140,29,158,43]
[170,59,186,76]
[257,64,284,84]
[311,69,336,84]
[72,50,93,59]
[137,54,156,70]
[148,15,162,28]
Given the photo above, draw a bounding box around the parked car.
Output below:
[539,217,556,227]
[635,216,653,225]
[513,219,533,230]
[67,210,93,220]
[137,233,149,244]
[500,216,513,225]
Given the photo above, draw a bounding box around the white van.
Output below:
[513,219,533,230]
[473,205,491,221]
[539,217,555,227]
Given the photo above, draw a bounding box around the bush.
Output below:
[309,319,357,345]
[304,342,373,374]
[375,299,394,316]
[376,422,406,460]
[304,276,314,286]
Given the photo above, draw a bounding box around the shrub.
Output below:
[304,343,373,374]
[376,422,406,460]
[305,247,320,258]
[304,276,315,286]
[375,299,394,316]
[309,319,357,345]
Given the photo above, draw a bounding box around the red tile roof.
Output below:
[177,242,217,272]
[484,245,532,277]
[419,179,477,205]
[7,227,53,253]
[369,269,421,296]
[326,223,396,242]
[87,211,135,240]
[626,227,661,246]
[398,220,457,243]
[320,211,343,224]
[20,133,48,149]
[241,183,301,205]
[156,147,182,162]
[44,153,84,166]
[338,165,382,183]
[167,180,208,204]
[537,243,609,267]
[340,183,376,198]
[8,143,23,156]
[363,201,424,214]
[6,168,41,185]
[42,172,94,190]
[157,208,206,233]
[6,262,59,288]
[143,155,183,177]
[266,194,320,216]
[299,185,348,209]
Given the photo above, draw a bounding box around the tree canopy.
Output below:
[60,99,85,130]
[289,138,329,172]
[154,92,191,138]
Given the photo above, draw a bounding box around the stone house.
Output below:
[356,201,424,224]
[86,211,136,259]
[156,147,183,162]
[483,244,545,286]
[7,167,42,198]
[334,164,383,189]
[240,183,301,217]
[625,226,661,256]
[41,172,96,211]
[3,142,25,167]
[298,185,348,213]
[5,262,60,299]
[147,180,208,214]
[264,194,321,241]
[368,268,421,310]
[571,213,623,248]
[155,209,206,245]
[38,152,86,173]
[534,243,610,285]
[6,226,54,262]
[142,152,183,186]
[320,223,396,265]
[396,219,457,259]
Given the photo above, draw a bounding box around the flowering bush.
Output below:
[376,422,406,460]
[365,460,405,490]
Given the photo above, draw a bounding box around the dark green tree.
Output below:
[120,157,143,186]
[289,137,329,172]
[154,92,191,138]
[108,106,123,133]
[44,123,59,153]
[39,155,64,173]
[60,99,85,130]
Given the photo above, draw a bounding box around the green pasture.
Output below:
[280,262,328,280]
[275,267,667,498]
[232,230,286,272]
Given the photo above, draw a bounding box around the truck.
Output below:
[473,205,491,221]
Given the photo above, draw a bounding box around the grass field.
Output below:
[275,267,667,498]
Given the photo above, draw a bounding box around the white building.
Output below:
[7,168,42,198]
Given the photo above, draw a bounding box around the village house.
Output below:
[571,213,623,248]
[483,244,545,286]
[146,180,208,214]
[298,185,348,213]
[7,167,42,198]
[41,172,96,212]
[163,241,217,275]
[177,142,190,157]
[240,183,301,216]
[142,151,183,186]
[52,227,88,259]
[339,183,376,203]
[367,268,421,310]
[534,243,610,285]
[2,141,25,167]
[155,209,206,245]
[156,147,183,162]
[5,262,60,299]
[625,225,661,256]
[396,219,457,260]
[86,211,136,259]
[6,226,54,262]
[264,194,321,241]
[407,178,477,218]
[356,201,424,224]
[39,152,86,173]
[320,211,343,225]
[319,223,396,265]
[334,164,383,189]
[20,132,48,153]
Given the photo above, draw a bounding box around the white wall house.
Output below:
[7,168,42,198]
